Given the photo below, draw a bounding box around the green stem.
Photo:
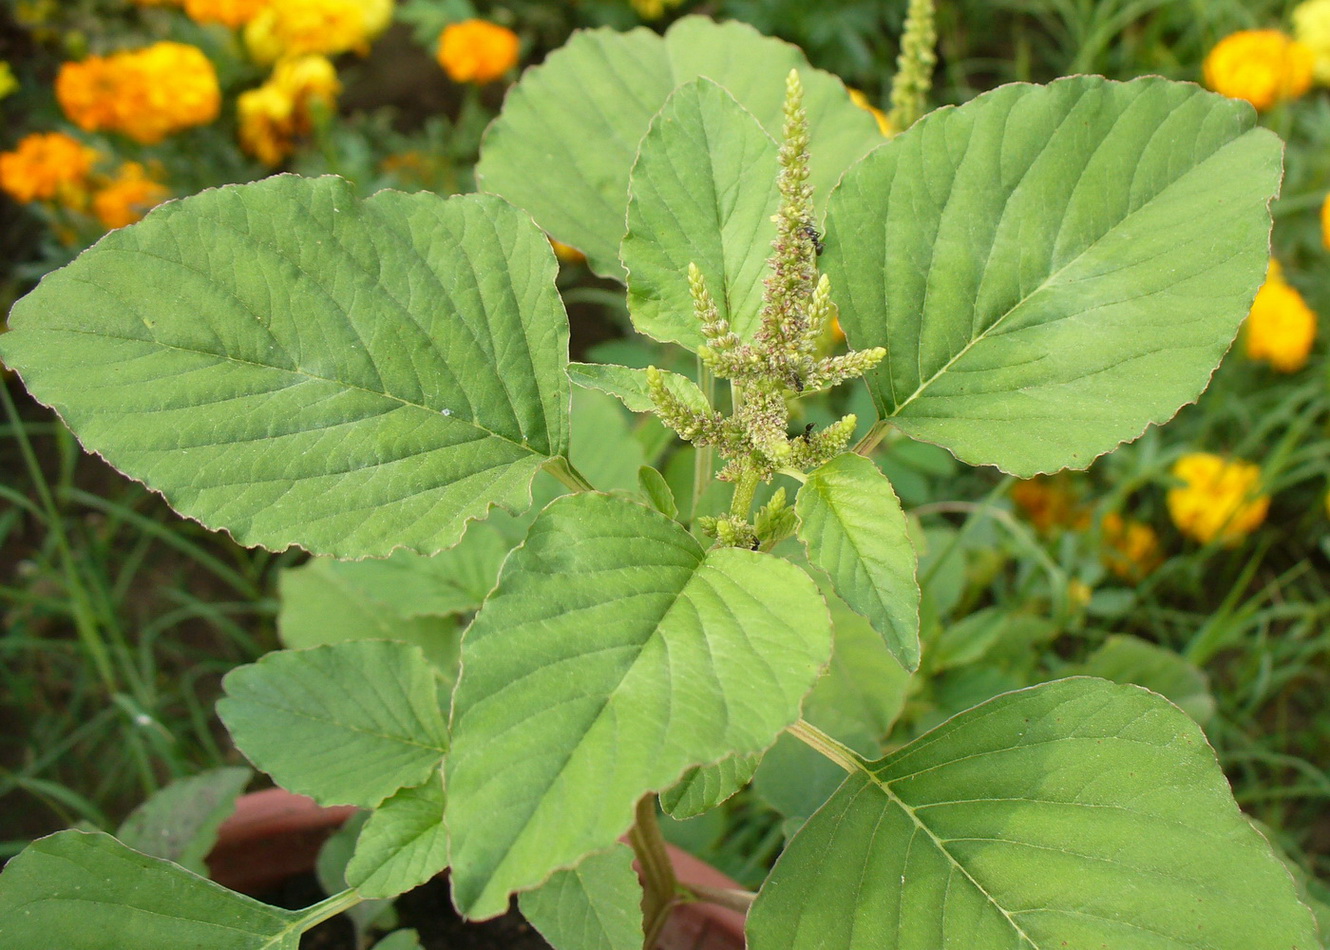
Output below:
[544,456,596,493]
[292,888,363,932]
[852,419,890,457]
[684,883,756,915]
[628,794,678,947]
[787,719,865,774]
[730,467,759,520]
[692,362,716,520]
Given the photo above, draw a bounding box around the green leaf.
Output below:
[346,776,449,899]
[0,831,302,949]
[661,754,761,820]
[825,76,1283,475]
[477,16,882,279]
[797,453,920,670]
[1072,634,1215,726]
[116,766,251,875]
[518,844,644,950]
[746,678,1319,949]
[370,931,423,950]
[622,78,778,350]
[0,176,570,557]
[637,465,678,520]
[218,641,447,808]
[568,361,708,415]
[446,492,831,918]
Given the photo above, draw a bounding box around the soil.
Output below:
[261,872,553,950]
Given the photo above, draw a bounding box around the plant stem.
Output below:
[787,719,865,774]
[730,467,759,520]
[544,456,596,493]
[628,794,678,948]
[293,888,363,932]
[853,419,890,457]
[684,883,757,915]
[692,361,716,520]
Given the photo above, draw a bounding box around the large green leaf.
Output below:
[346,776,449,899]
[0,176,570,557]
[1073,634,1215,726]
[797,453,920,670]
[218,641,447,808]
[622,78,778,349]
[446,492,831,919]
[477,16,882,279]
[0,831,302,949]
[518,844,644,950]
[824,76,1282,475]
[116,766,252,875]
[746,677,1318,949]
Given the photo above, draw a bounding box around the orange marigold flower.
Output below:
[1244,264,1317,372]
[56,43,220,144]
[1100,513,1163,582]
[1167,453,1269,546]
[848,88,893,136]
[1011,475,1090,534]
[238,54,340,166]
[1202,30,1315,111]
[184,0,269,27]
[244,0,373,64]
[92,162,169,229]
[0,131,98,204]
[436,19,519,84]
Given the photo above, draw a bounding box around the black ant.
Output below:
[798,221,825,256]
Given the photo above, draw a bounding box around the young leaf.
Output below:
[825,76,1283,476]
[0,176,570,557]
[115,766,252,875]
[661,753,762,820]
[518,844,645,950]
[218,641,447,808]
[346,776,449,899]
[746,678,1319,949]
[797,453,920,670]
[446,492,831,919]
[0,831,303,949]
[638,465,678,520]
[477,16,882,279]
[622,78,779,350]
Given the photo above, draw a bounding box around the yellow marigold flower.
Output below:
[92,162,169,229]
[1244,265,1317,372]
[1167,453,1269,546]
[184,0,269,28]
[237,54,340,166]
[848,88,893,136]
[244,0,371,64]
[57,43,220,144]
[1100,513,1163,582]
[0,131,98,204]
[0,61,17,100]
[1203,30,1314,111]
[436,19,520,84]
[1294,0,1330,83]
[1011,475,1090,534]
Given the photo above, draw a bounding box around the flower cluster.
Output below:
[0,132,98,204]
[1202,30,1314,110]
[1244,259,1317,372]
[1167,453,1269,546]
[1011,476,1090,534]
[436,19,520,84]
[134,0,268,27]
[238,54,341,166]
[91,162,169,230]
[56,42,220,144]
[1100,513,1163,582]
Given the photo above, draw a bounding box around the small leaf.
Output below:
[661,754,761,820]
[370,931,423,950]
[747,678,1319,949]
[116,766,251,875]
[797,453,920,670]
[0,831,302,949]
[638,465,678,520]
[346,776,449,899]
[825,76,1283,475]
[477,16,882,279]
[218,641,447,808]
[622,78,778,350]
[446,492,831,919]
[518,844,644,950]
[568,361,708,415]
[0,177,570,556]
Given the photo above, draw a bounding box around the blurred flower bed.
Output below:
[1,0,1329,904]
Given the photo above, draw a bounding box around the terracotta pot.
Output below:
[206,789,746,950]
